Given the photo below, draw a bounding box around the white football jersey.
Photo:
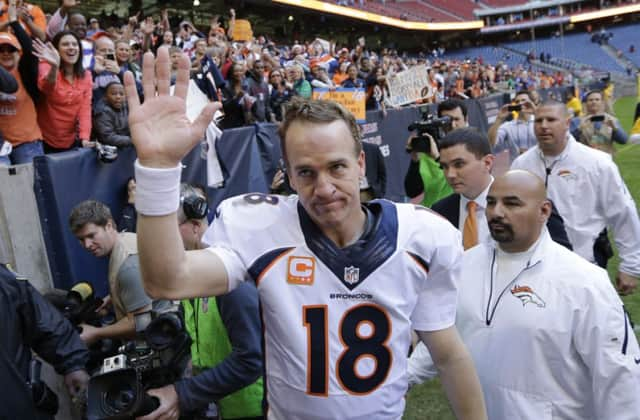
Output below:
[203,193,461,420]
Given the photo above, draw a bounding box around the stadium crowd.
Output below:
[1,1,640,420]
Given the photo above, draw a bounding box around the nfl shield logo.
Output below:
[344,266,360,285]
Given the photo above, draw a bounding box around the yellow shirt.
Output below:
[566,97,582,117]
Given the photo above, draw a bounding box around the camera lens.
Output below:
[104,383,135,413]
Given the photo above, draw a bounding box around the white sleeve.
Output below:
[407,341,438,386]
[410,216,461,332]
[573,272,640,419]
[599,161,640,277]
[202,201,249,291]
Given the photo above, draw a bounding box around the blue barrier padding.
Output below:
[34,147,136,296]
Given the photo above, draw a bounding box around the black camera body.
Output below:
[407,110,452,155]
[87,307,192,420]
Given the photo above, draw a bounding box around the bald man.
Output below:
[408,170,640,419]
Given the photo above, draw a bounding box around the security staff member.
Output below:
[512,100,640,294]
[0,263,89,419]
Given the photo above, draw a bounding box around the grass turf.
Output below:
[403,95,640,419]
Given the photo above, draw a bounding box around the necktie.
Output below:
[463,201,478,250]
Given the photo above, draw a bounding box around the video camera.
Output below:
[45,282,104,327]
[87,306,192,420]
[407,107,452,155]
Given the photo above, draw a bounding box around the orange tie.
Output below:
[463,201,478,250]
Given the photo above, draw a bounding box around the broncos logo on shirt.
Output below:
[511,284,546,308]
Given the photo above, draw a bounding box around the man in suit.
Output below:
[360,141,387,201]
[433,127,571,250]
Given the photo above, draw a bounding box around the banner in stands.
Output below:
[387,65,430,107]
[313,88,366,122]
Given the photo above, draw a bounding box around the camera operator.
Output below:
[404,99,467,207]
[0,263,89,418]
[575,90,627,155]
[488,90,537,163]
[69,200,170,346]
[139,184,264,420]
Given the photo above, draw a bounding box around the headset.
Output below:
[180,186,209,221]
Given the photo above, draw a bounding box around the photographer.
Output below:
[488,90,537,163]
[0,263,89,418]
[140,184,264,420]
[404,101,465,207]
[69,200,169,346]
[576,90,627,154]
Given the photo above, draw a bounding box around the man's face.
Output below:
[74,222,116,258]
[195,40,207,55]
[486,177,547,251]
[252,61,264,75]
[285,120,365,233]
[514,93,532,108]
[440,106,468,132]
[534,104,570,156]
[95,37,115,58]
[439,144,493,199]
[69,15,87,39]
[585,92,604,115]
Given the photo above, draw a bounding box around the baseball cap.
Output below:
[0,33,21,52]
[89,18,98,24]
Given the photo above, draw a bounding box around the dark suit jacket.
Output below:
[431,193,573,250]
[362,142,387,199]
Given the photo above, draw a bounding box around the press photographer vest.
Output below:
[182,298,264,419]
[108,232,138,320]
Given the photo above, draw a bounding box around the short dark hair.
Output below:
[279,97,362,163]
[438,127,491,159]
[69,200,114,234]
[515,90,532,101]
[438,99,467,119]
[51,30,85,79]
[583,90,603,102]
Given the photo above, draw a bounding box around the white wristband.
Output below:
[134,159,182,216]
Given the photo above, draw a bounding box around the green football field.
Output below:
[403,96,640,419]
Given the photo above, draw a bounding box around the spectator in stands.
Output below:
[34,30,93,153]
[246,59,273,122]
[287,64,311,99]
[92,35,121,110]
[87,17,100,38]
[119,177,136,233]
[310,62,336,90]
[488,90,536,164]
[366,66,389,111]
[115,39,141,81]
[47,10,94,70]
[190,40,225,102]
[269,68,296,122]
[576,90,627,154]
[0,8,43,165]
[220,62,250,129]
[176,21,200,55]
[0,0,46,41]
[341,63,365,88]
[92,81,131,148]
[332,60,350,86]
